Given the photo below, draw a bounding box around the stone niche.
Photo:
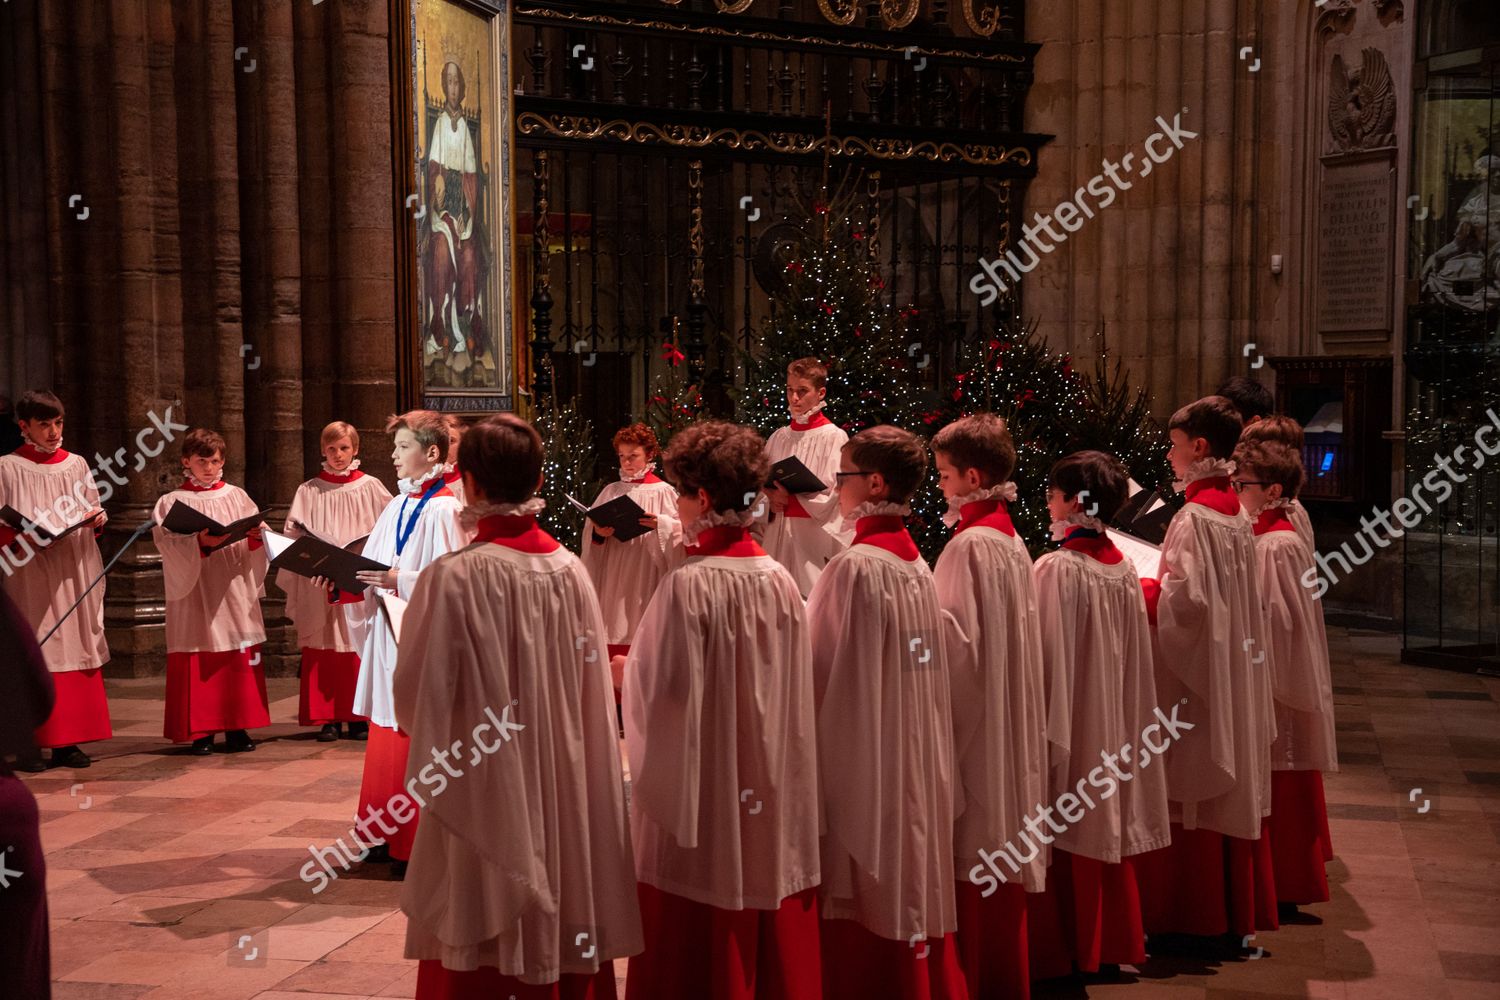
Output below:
[1307,0,1411,356]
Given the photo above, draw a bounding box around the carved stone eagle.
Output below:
[1328,47,1397,152]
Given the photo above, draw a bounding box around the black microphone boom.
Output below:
[40,518,156,646]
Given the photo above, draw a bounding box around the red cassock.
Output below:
[806,510,969,1000]
[33,668,111,748]
[1025,527,1172,977]
[163,648,271,742]
[1134,470,1277,938]
[623,522,824,1000]
[151,481,271,741]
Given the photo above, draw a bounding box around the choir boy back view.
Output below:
[393,413,640,999]
[624,420,822,1000]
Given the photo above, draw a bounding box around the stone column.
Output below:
[0,0,402,675]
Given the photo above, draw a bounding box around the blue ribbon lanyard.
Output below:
[395,477,445,557]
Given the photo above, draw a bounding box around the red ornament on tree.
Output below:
[662,342,686,367]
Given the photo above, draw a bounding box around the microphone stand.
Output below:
[40,518,156,646]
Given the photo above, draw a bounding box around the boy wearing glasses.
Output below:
[1132,396,1278,945]
[1232,438,1337,914]
[763,357,851,596]
[807,425,966,1000]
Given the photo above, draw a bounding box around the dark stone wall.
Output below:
[0,0,407,675]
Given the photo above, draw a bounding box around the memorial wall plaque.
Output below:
[1316,156,1394,334]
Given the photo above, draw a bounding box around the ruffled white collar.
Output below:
[1050,511,1108,541]
[186,471,224,490]
[843,500,911,532]
[942,481,1017,528]
[683,506,756,548]
[398,463,449,495]
[620,464,655,484]
[789,400,827,424]
[322,458,361,476]
[24,435,62,454]
[1248,495,1291,518]
[1173,457,1236,493]
[460,496,546,530]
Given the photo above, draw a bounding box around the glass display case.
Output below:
[1402,0,1500,669]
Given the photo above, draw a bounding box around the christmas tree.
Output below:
[926,325,1171,556]
[735,183,924,441]
[532,358,601,550]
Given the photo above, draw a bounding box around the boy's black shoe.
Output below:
[52,745,91,768]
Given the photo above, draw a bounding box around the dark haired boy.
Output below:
[1,390,111,770]
[1133,396,1278,944]
[151,428,269,756]
[807,425,966,1000]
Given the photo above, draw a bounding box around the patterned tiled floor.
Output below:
[23,626,1500,999]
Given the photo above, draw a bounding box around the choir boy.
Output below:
[152,429,270,755]
[344,410,467,867]
[1026,451,1171,978]
[1240,415,1315,552]
[0,391,111,770]
[1133,397,1278,943]
[1232,439,1337,912]
[764,357,850,596]
[807,425,967,1000]
[1216,376,1274,426]
[393,413,641,999]
[580,423,680,664]
[929,414,1047,998]
[623,420,822,1000]
[282,421,391,741]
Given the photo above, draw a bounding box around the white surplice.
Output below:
[281,473,392,652]
[151,484,268,653]
[762,418,850,596]
[934,524,1049,890]
[807,542,958,942]
[1255,527,1338,773]
[579,476,681,645]
[348,484,467,728]
[1151,503,1274,840]
[1033,546,1171,863]
[1288,499,1315,553]
[624,546,820,910]
[393,538,642,983]
[0,451,108,671]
